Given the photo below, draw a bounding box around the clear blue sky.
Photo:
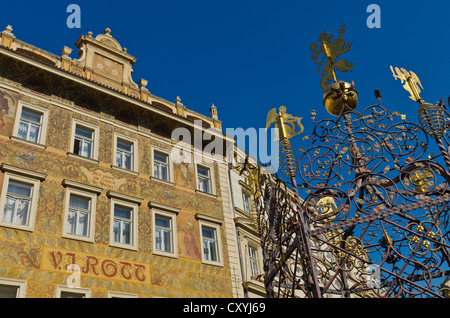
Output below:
[3,0,450,157]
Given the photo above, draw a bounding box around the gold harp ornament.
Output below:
[391,66,445,140]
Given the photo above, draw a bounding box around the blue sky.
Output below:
[3,0,450,156]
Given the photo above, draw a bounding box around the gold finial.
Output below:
[310,25,354,90]
[311,26,358,116]
[390,66,423,102]
[266,106,304,140]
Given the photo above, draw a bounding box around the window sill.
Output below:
[153,250,179,259]
[150,176,175,187]
[67,152,99,165]
[62,233,95,244]
[10,136,47,150]
[109,241,138,251]
[111,165,139,176]
[195,189,217,199]
[0,222,34,233]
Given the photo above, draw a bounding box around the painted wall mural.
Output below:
[0,83,232,298]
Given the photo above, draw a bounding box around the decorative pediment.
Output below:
[74,28,138,92]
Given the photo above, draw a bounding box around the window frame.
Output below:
[195,164,216,196]
[196,214,223,266]
[0,164,46,232]
[0,278,26,298]
[62,180,102,243]
[11,101,49,148]
[108,192,141,251]
[68,119,99,163]
[242,189,252,213]
[56,285,91,298]
[150,203,179,258]
[112,133,138,174]
[248,244,261,278]
[151,147,174,185]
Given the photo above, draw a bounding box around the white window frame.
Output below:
[150,203,179,258]
[56,285,91,298]
[151,147,174,185]
[108,191,141,251]
[242,189,252,213]
[112,133,138,174]
[11,101,49,148]
[196,214,223,266]
[195,164,216,196]
[0,278,27,298]
[108,291,138,298]
[0,164,46,232]
[68,119,99,163]
[62,180,102,243]
[248,244,261,278]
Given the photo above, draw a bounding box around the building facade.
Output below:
[0,25,246,298]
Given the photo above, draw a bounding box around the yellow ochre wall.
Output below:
[0,83,233,298]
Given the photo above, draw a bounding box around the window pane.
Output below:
[28,123,40,143]
[155,215,171,228]
[14,199,29,225]
[60,291,85,298]
[122,221,131,244]
[0,285,19,298]
[80,140,92,158]
[154,152,168,163]
[17,121,29,140]
[114,206,131,220]
[197,166,209,177]
[3,197,15,223]
[69,195,90,211]
[202,227,215,239]
[75,126,93,139]
[7,181,32,197]
[21,109,42,123]
[117,139,132,152]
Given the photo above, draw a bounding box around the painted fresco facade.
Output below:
[0,25,243,298]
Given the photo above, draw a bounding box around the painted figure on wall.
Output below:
[0,89,16,135]
[174,149,194,188]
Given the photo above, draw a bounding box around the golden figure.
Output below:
[390,66,423,102]
[266,106,304,140]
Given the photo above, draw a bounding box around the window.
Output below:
[202,226,219,262]
[108,192,141,250]
[150,202,179,258]
[196,214,223,266]
[74,125,94,158]
[0,279,26,298]
[67,194,90,236]
[3,180,33,226]
[0,284,19,298]
[155,214,173,253]
[197,165,212,194]
[62,180,101,242]
[116,138,133,170]
[248,245,260,278]
[113,204,133,245]
[113,134,138,173]
[12,102,48,147]
[0,164,46,231]
[17,108,42,143]
[56,286,90,298]
[242,190,252,213]
[153,151,169,181]
[69,120,99,162]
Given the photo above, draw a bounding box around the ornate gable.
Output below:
[74,28,138,94]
